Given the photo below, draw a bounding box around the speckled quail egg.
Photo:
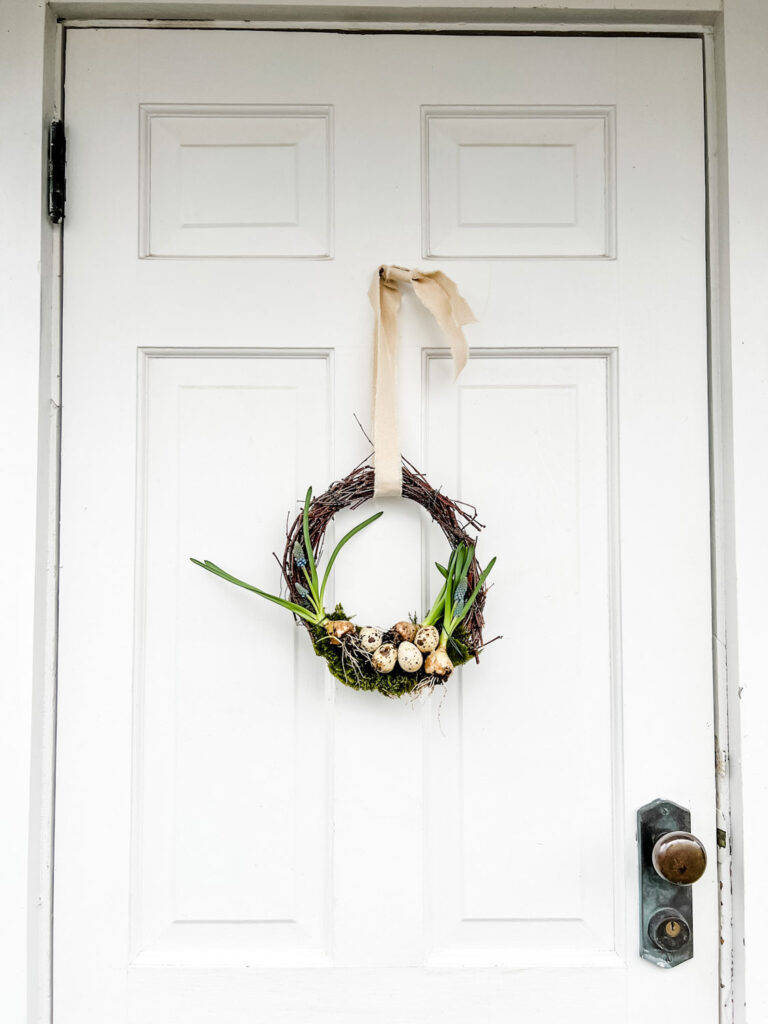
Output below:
[371,643,398,674]
[358,626,383,653]
[393,620,417,644]
[414,625,440,653]
[397,641,423,674]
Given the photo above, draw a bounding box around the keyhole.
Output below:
[665,920,681,938]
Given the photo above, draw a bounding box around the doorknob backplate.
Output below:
[637,799,702,968]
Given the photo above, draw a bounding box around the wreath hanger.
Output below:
[369,264,477,497]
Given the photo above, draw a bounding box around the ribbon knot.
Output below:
[368,265,477,498]
[380,264,416,286]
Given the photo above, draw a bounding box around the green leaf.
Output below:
[435,562,448,578]
[190,558,318,623]
[301,487,319,594]
[453,556,497,627]
[423,580,447,627]
[297,565,324,616]
[443,544,461,621]
[456,543,475,582]
[319,510,383,605]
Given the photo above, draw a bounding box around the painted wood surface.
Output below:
[55,27,717,1024]
[56,0,723,16]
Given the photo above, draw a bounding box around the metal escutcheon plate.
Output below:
[637,799,697,968]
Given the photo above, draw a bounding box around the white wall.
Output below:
[1,2,766,1023]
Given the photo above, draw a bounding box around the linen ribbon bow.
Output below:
[368,264,477,498]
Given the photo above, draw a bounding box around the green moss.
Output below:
[311,606,473,698]
[446,633,472,667]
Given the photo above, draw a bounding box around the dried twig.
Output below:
[278,458,490,659]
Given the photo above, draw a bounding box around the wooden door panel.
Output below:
[132,351,332,967]
[425,351,617,965]
[423,106,614,258]
[140,104,333,258]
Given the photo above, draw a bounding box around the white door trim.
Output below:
[2,5,764,1024]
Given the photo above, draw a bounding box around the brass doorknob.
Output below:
[651,830,707,885]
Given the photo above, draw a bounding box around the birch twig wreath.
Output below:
[191,264,497,697]
[192,459,496,698]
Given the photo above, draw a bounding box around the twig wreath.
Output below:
[191,265,498,698]
[192,459,496,697]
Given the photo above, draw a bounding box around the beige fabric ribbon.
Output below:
[368,265,477,497]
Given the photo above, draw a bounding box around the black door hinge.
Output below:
[48,120,66,224]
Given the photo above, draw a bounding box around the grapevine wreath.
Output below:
[191,458,496,698]
[192,265,497,697]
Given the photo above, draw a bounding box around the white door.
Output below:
[56,28,717,1024]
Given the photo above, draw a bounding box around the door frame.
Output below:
[3,4,764,1024]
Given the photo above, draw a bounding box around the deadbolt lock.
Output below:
[637,799,707,969]
[648,909,691,953]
